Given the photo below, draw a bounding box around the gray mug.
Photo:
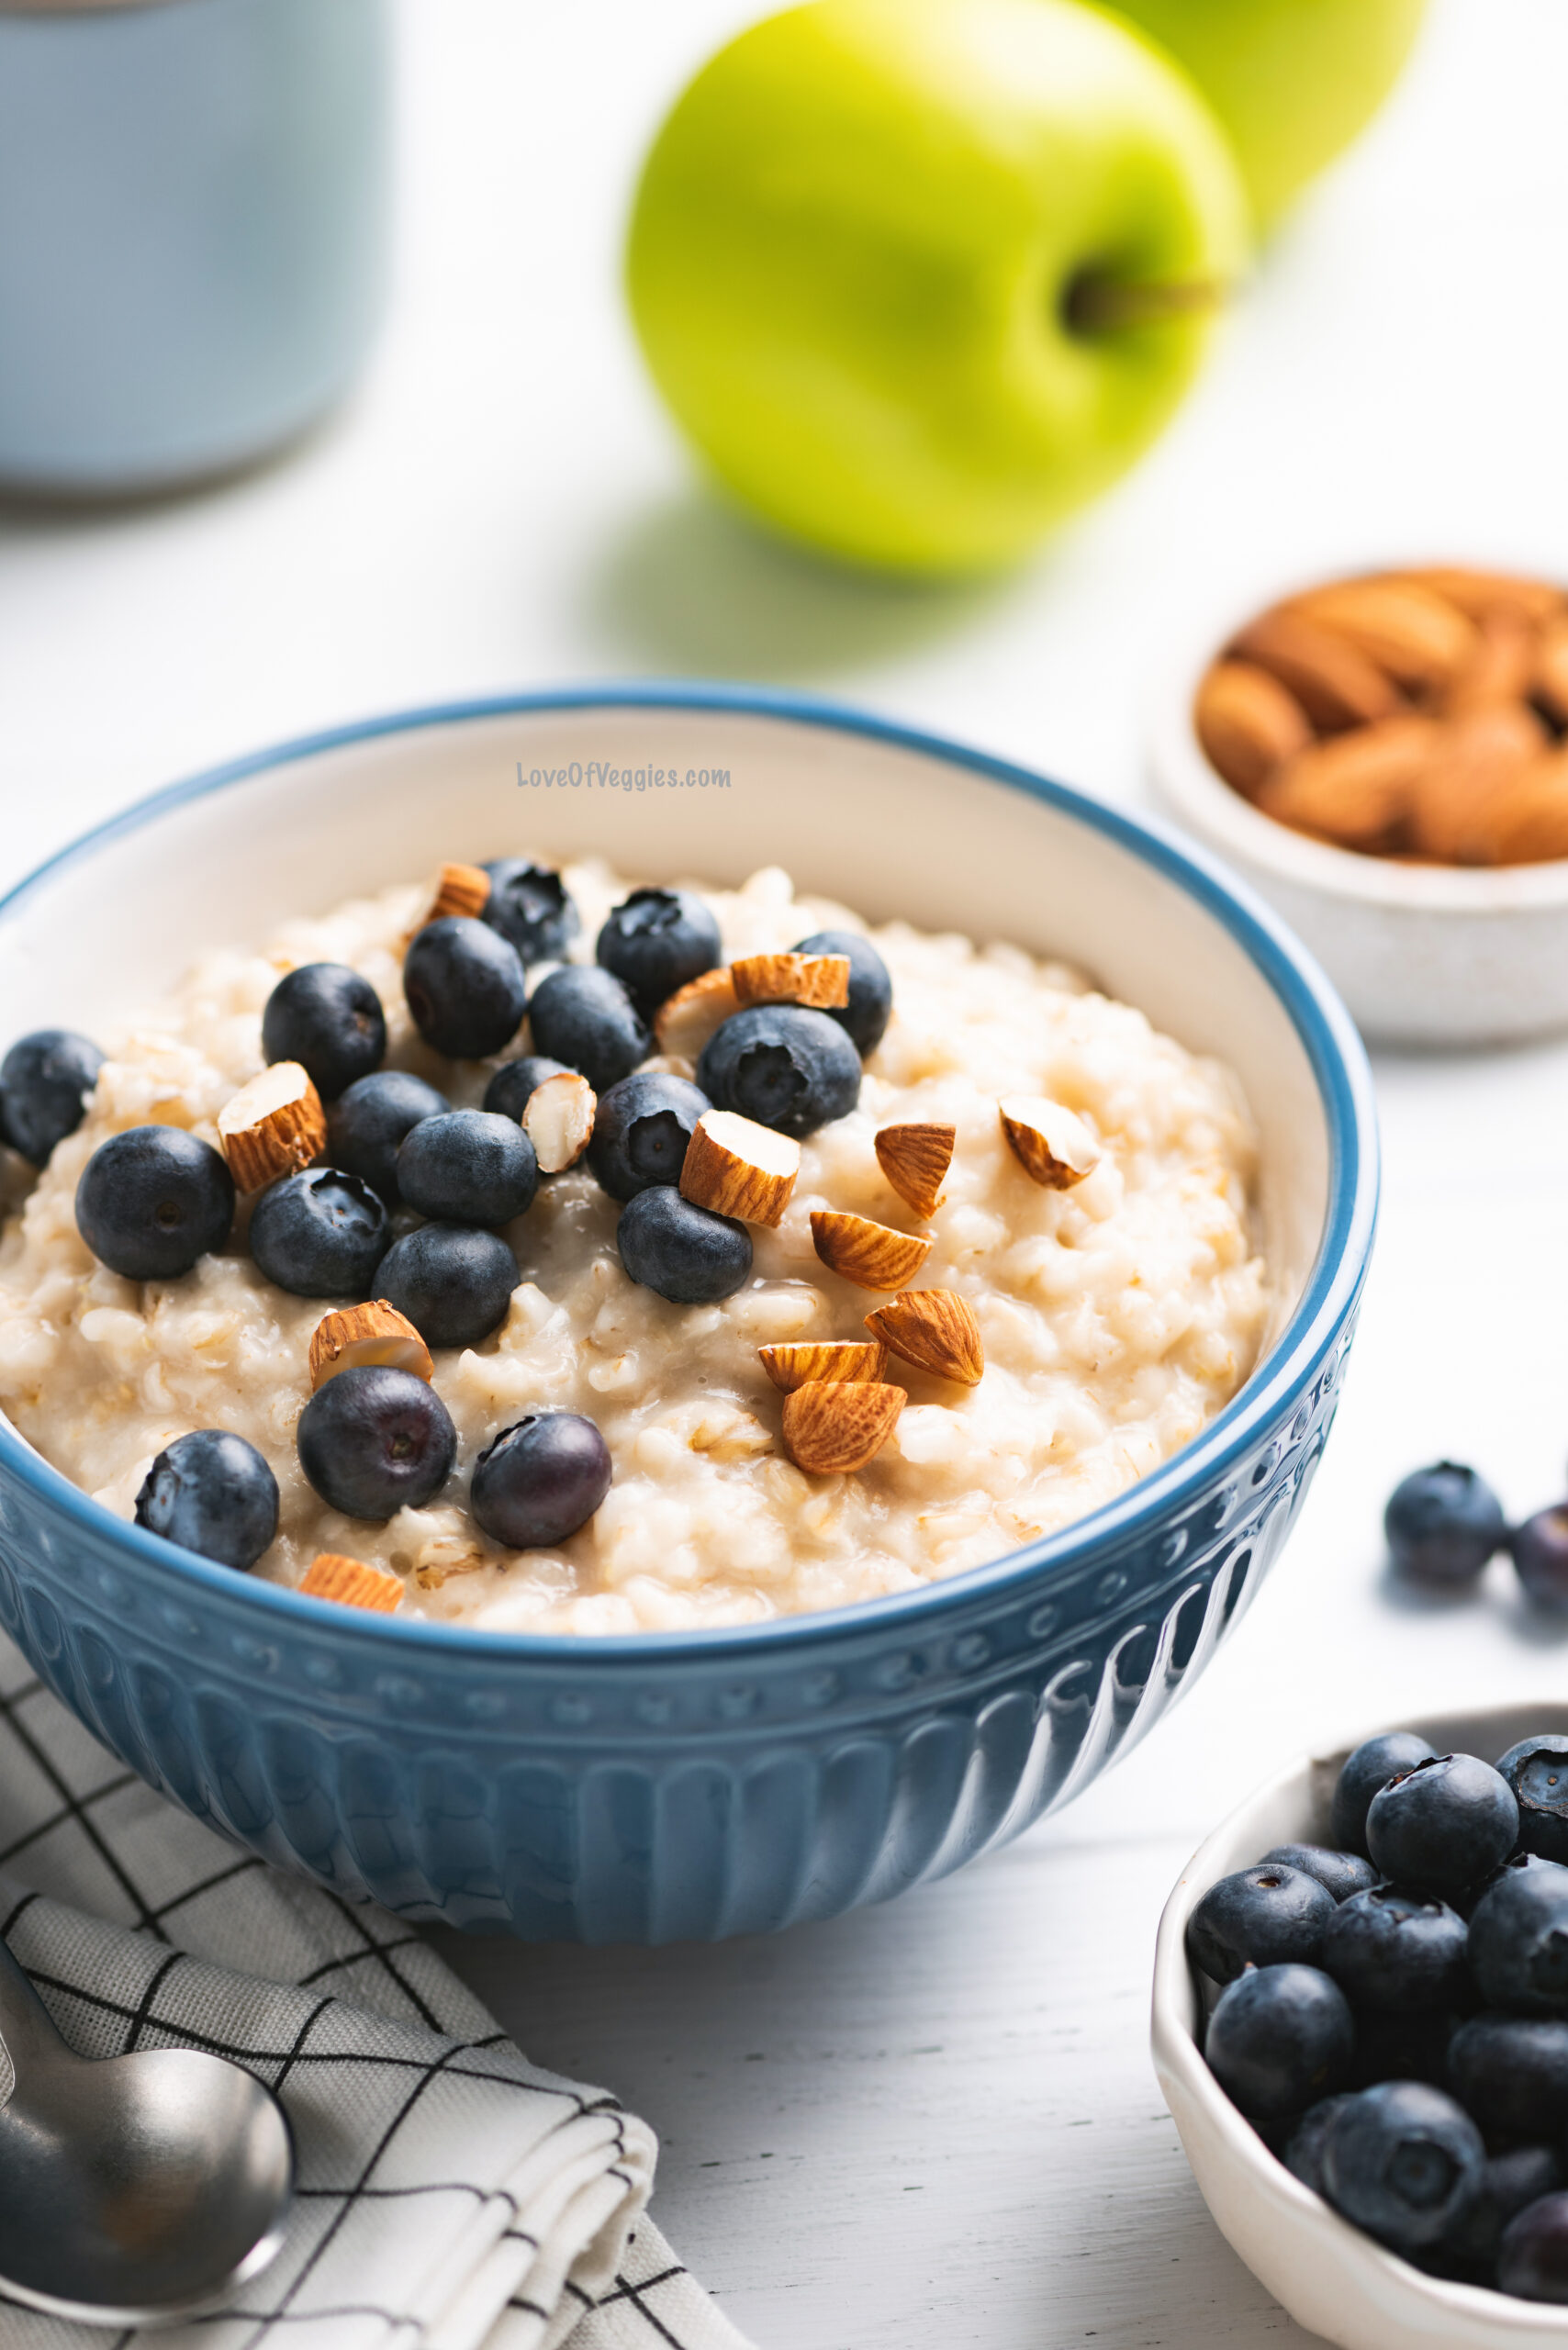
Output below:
[0,0,390,496]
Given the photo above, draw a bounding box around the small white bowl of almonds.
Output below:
[1150,565,1568,1046]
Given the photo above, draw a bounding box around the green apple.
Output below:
[1106,0,1428,226]
[626,0,1248,576]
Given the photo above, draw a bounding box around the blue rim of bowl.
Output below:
[0,682,1380,1663]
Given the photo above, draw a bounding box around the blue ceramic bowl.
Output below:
[0,689,1377,1942]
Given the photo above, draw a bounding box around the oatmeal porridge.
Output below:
[0,858,1270,1633]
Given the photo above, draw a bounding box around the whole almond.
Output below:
[874,1121,956,1219]
[1441,607,1540,716]
[781,1380,905,1474]
[309,1300,434,1392]
[1398,566,1566,626]
[1194,661,1313,798]
[1229,609,1403,733]
[811,1210,931,1291]
[1535,614,1568,727]
[1256,715,1439,851]
[522,1071,596,1173]
[654,966,740,1059]
[680,1109,800,1227]
[1288,579,1476,691]
[299,1553,404,1614]
[758,1339,889,1392]
[1466,748,1568,867]
[1405,704,1548,863]
[865,1289,983,1386]
[218,1060,326,1192]
[730,952,851,1011]
[998,1097,1100,1190]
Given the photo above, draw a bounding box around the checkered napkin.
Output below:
[0,1638,753,2350]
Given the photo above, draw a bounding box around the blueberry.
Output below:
[262,963,386,1101]
[0,1030,105,1166]
[1204,1964,1354,2121]
[792,927,892,1056]
[395,1111,538,1227]
[482,1056,571,1124]
[470,1412,612,1549]
[481,859,579,963]
[1469,1863,1568,2017]
[1384,1460,1506,1587]
[1321,2081,1484,2254]
[1260,1845,1382,1905]
[325,1071,449,1205]
[249,1167,388,1299]
[1512,1508,1568,1612]
[1498,1736,1568,1863]
[1330,1729,1439,1857]
[134,1429,278,1572]
[1321,1886,1471,2013]
[596,887,721,1010]
[697,1005,860,1137]
[1468,1847,1568,1918]
[1283,2096,1358,2195]
[75,1125,234,1281]
[404,917,528,1061]
[526,966,649,1093]
[375,1223,518,1348]
[1448,2146,1563,2271]
[1186,1864,1337,1985]
[1365,1753,1518,1898]
[296,1364,455,1518]
[1350,2007,1462,2090]
[1448,2015,1568,2143]
[1500,2190,1568,2300]
[588,1072,711,1202]
[617,1185,752,1305]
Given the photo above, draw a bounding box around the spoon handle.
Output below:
[0,1930,69,2108]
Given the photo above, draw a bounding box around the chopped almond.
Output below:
[308,1301,434,1392]
[299,1554,403,1614]
[730,952,851,1011]
[418,861,490,930]
[758,1339,888,1392]
[781,1380,905,1474]
[865,1289,983,1386]
[522,1071,596,1173]
[654,967,740,1059]
[218,1061,326,1192]
[998,1097,1101,1190]
[810,1210,931,1291]
[680,1109,800,1227]
[874,1122,955,1220]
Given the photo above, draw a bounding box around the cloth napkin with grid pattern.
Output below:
[0,1638,753,2350]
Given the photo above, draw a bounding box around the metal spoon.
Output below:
[0,1929,293,2324]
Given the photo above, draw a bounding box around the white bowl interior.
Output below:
[1153,1705,1568,2350]
[0,702,1330,1353]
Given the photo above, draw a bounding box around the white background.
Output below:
[6,3,1568,2343]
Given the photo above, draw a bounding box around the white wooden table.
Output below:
[4,3,1566,2341]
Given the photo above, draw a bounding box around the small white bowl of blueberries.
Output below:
[1155,1698,1568,2348]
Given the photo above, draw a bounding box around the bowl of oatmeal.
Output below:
[0,688,1376,1942]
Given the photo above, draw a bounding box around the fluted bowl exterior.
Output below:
[0,689,1377,1941]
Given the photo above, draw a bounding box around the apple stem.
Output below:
[1064,275,1225,334]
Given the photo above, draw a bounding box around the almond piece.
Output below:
[522,1071,596,1173]
[1194,660,1313,798]
[1255,715,1440,851]
[1466,748,1568,867]
[781,1380,905,1474]
[680,1109,800,1227]
[1399,566,1566,626]
[998,1096,1101,1190]
[308,1300,434,1392]
[420,861,490,928]
[1535,614,1568,726]
[810,1211,931,1291]
[299,1553,404,1615]
[730,952,851,1011]
[217,1060,326,1192]
[1405,704,1548,863]
[1229,609,1404,732]
[1288,579,1477,692]
[653,966,740,1059]
[874,1122,956,1220]
[757,1339,889,1392]
[865,1289,983,1385]
[1441,607,1540,716]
